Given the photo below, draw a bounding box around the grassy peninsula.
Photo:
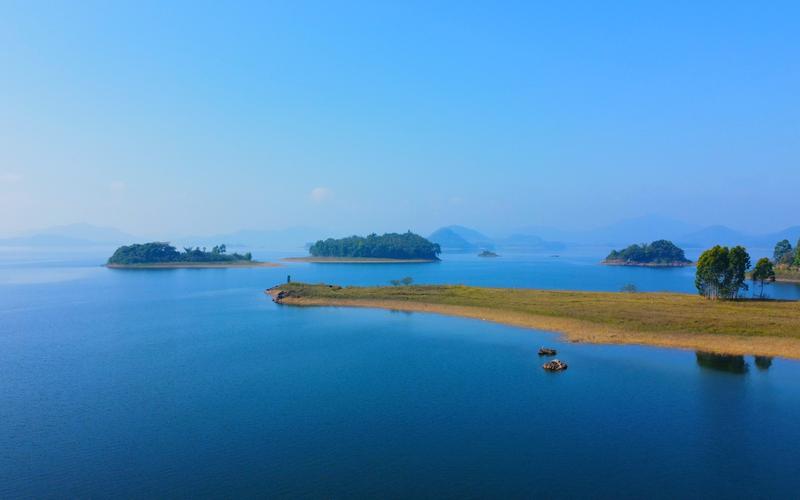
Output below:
[603,240,692,267]
[294,232,441,263]
[268,283,800,359]
[107,242,278,268]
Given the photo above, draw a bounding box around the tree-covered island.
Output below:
[290,232,441,262]
[603,240,692,267]
[107,242,276,268]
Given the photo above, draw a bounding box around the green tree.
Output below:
[795,238,800,267]
[107,242,181,265]
[400,276,414,286]
[751,258,775,298]
[695,245,751,299]
[725,246,751,299]
[774,239,793,264]
[695,246,728,299]
[620,283,638,293]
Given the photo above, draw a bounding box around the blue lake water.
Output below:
[2,249,800,497]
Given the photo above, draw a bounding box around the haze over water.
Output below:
[2,251,799,497]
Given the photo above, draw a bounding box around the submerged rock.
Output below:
[538,347,557,356]
[542,359,568,371]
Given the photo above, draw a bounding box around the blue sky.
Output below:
[1,1,797,237]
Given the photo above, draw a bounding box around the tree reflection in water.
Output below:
[695,352,775,373]
[754,356,773,370]
[695,352,748,374]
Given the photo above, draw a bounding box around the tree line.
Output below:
[773,239,800,267]
[308,232,441,260]
[695,237,800,300]
[695,245,752,299]
[108,242,252,265]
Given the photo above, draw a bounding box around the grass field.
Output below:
[268,283,800,359]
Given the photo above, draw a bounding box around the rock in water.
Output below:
[542,359,568,371]
[538,347,557,356]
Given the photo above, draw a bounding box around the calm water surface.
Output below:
[2,249,799,497]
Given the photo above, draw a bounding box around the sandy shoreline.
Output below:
[283,257,438,264]
[107,261,281,269]
[774,273,800,283]
[601,260,694,267]
[267,288,800,360]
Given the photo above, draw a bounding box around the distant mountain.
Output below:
[430,225,564,253]
[512,215,797,249]
[178,227,323,252]
[495,233,566,252]
[443,225,495,249]
[428,227,481,252]
[512,215,800,250]
[678,225,748,248]
[429,225,495,252]
[677,225,800,248]
[763,226,800,246]
[42,223,137,244]
[0,223,137,247]
[594,215,700,244]
[516,215,700,246]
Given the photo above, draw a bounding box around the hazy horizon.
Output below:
[2,2,798,237]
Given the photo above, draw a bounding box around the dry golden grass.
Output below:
[269,283,800,359]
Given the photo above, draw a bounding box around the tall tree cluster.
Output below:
[773,239,795,266]
[751,258,776,298]
[695,245,751,299]
[108,242,252,265]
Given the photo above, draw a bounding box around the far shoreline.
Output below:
[774,269,800,283]
[601,259,694,267]
[283,256,438,264]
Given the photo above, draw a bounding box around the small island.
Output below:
[106,242,279,268]
[478,250,499,258]
[286,231,441,263]
[603,240,692,267]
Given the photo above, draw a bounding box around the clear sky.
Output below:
[1,1,797,237]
